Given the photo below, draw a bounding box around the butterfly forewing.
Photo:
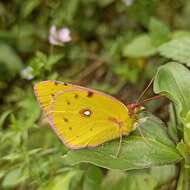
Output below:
[34,80,81,114]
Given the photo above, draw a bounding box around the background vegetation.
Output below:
[1,0,190,189]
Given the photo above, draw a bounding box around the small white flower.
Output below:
[49,25,71,46]
[21,66,34,80]
[122,0,134,6]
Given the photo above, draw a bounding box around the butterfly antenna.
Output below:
[136,77,154,104]
[115,131,122,158]
[139,94,162,105]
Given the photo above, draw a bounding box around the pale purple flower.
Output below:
[21,66,34,80]
[123,0,134,6]
[49,25,71,46]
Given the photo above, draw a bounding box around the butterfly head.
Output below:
[127,103,145,117]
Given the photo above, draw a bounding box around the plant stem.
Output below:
[177,161,190,190]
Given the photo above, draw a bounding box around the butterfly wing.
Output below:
[34,80,82,114]
[49,89,136,149]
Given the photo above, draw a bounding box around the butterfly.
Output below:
[34,80,142,156]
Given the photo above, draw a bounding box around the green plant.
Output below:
[1,0,190,189]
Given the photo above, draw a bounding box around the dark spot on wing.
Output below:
[74,94,78,99]
[87,91,94,97]
[51,93,55,97]
[66,101,70,105]
[69,127,72,130]
[90,128,93,131]
[63,118,68,122]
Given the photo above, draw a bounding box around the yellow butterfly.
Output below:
[34,80,141,156]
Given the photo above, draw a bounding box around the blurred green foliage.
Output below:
[1,0,190,189]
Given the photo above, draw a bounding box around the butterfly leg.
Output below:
[114,129,123,159]
[135,118,151,147]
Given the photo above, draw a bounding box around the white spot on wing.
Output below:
[84,110,91,116]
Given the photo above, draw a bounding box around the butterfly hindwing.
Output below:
[49,89,135,149]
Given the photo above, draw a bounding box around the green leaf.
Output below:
[123,34,157,58]
[21,0,41,18]
[101,170,157,190]
[2,168,28,188]
[45,53,64,71]
[83,165,103,190]
[129,0,156,26]
[0,43,23,78]
[154,62,190,119]
[63,115,181,170]
[154,62,190,145]
[112,63,140,84]
[172,30,190,39]
[63,0,80,24]
[29,52,63,77]
[0,110,12,129]
[39,170,84,190]
[149,17,170,46]
[150,165,177,187]
[167,104,180,143]
[158,37,190,66]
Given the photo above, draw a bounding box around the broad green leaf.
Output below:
[154,62,190,119]
[2,168,28,188]
[101,165,177,190]
[149,17,170,46]
[154,62,190,145]
[158,37,190,66]
[101,170,157,190]
[123,34,157,58]
[0,43,23,78]
[150,165,177,187]
[63,115,181,170]
[83,165,103,190]
[38,170,83,190]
